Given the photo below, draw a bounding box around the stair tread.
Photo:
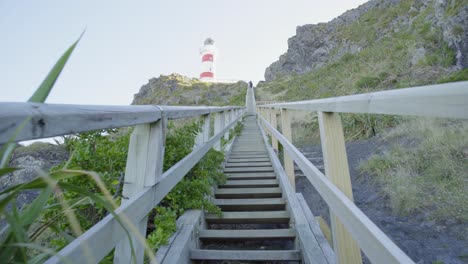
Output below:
[215,187,281,194]
[199,229,295,240]
[224,167,274,173]
[225,162,272,167]
[205,211,290,224]
[190,249,301,261]
[220,179,278,187]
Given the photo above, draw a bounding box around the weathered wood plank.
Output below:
[297,193,336,264]
[260,81,468,119]
[0,103,244,144]
[258,115,414,264]
[205,211,290,224]
[114,119,166,264]
[190,249,301,261]
[213,198,285,211]
[281,108,295,189]
[224,167,274,173]
[219,179,278,188]
[225,162,272,167]
[156,210,202,264]
[199,229,295,240]
[318,111,362,264]
[227,158,270,163]
[215,187,282,198]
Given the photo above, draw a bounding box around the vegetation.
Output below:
[256,0,466,140]
[0,35,232,262]
[359,118,468,222]
[133,74,247,106]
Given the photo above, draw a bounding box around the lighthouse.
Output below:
[200,38,216,81]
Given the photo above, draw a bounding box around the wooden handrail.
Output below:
[0,102,242,144]
[260,81,468,119]
[255,82,468,263]
[0,100,244,263]
[43,109,244,264]
[258,115,414,263]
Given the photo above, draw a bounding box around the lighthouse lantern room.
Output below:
[200,38,216,81]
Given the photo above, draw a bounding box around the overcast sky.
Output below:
[0,0,367,105]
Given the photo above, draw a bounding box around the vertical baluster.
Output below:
[318,111,362,264]
[214,111,224,151]
[114,118,166,264]
[270,108,278,153]
[202,113,211,143]
[281,108,295,189]
[224,110,230,141]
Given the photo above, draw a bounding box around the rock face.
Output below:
[133,74,247,106]
[0,143,68,209]
[265,0,468,81]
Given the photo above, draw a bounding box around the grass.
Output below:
[256,0,463,139]
[359,118,468,222]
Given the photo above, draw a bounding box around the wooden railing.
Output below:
[257,81,468,264]
[0,103,245,263]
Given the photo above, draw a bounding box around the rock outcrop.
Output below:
[0,143,68,209]
[265,0,468,81]
[133,74,247,106]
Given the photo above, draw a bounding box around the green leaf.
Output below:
[0,167,18,177]
[58,182,138,263]
[28,31,84,103]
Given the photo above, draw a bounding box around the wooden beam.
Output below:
[270,108,278,153]
[281,108,295,189]
[114,118,167,264]
[0,103,244,144]
[258,115,414,264]
[224,110,230,141]
[318,112,362,264]
[258,81,468,119]
[214,112,223,151]
[156,210,202,264]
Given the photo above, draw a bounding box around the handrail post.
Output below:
[114,118,167,264]
[280,108,295,189]
[214,111,224,151]
[224,110,230,141]
[270,108,278,153]
[318,111,362,264]
[202,113,211,143]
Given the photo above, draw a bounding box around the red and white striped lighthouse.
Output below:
[200,38,216,81]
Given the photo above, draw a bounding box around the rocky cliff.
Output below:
[265,0,467,81]
[133,74,247,106]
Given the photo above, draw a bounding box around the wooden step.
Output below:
[226,172,276,180]
[190,249,301,261]
[199,229,295,241]
[224,167,274,173]
[215,187,282,199]
[227,158,270,163]
[219,179,278,188]
[213,198,285,211]
[205,211,290,224]
[225,162,272,168]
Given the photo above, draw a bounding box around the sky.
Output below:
[0,0,368,106]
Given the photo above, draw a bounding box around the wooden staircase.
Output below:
[190,116,301,263]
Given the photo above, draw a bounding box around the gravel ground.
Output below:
[296,137,468,264]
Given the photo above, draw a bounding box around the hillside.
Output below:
[258,0,467,102]
[132,74,247,106]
